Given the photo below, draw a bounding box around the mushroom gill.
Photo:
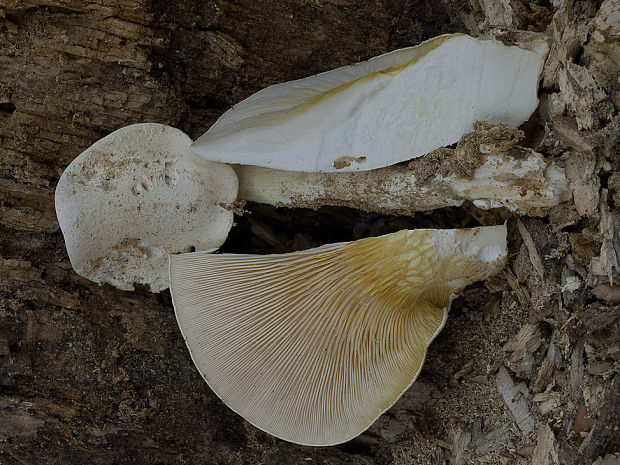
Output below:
[169,225,507,446]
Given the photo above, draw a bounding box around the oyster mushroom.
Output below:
[55,120,564,292]
[234,123,570,214]
[54,33,560,291]
[192,33,549,172]
[169,224,508,446]
[55,123,237,292]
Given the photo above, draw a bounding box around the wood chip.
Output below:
[586,360,613,376]
[569,344,585,398]
[496,366,536,437]
[503,323,542,378]
[532,354,555,394]
[559,63,610,130]
[485,274,508,293]
[516,444,534,457]
[572,404,594,443]
[599,190,620,283]
[452,361,475,386]
[531,424,560,465]
[593,454,620,465]
[450,424,472,465]
[592,284,620,303]
[533,392,563,415]
[505,268,531,307]
[503,324,542,355]
[517,218,545,279]
[0,259,44,284]
[565,150,600,217]
[569,230,602,269]
[552,117,596,153]
[579,376,620,461]
[471,423,513,456]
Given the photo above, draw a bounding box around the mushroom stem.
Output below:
[235,146,570,215]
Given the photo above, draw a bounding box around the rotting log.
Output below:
[1,1,619,464]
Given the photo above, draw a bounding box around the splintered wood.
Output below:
[496,366,536,437]
[531,424,560,465]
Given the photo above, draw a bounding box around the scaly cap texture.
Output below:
[55,123,238,292]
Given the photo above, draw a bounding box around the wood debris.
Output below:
[532,343,557,393]
[565,151,601,217]
[517,218,545,279]
[505,268,532,307]
[503,324,543,378]
[558,63,611,130]
[569,344,586,398]
[572,404,595,443]
[496,366,536,437]
[578,376,620,463]
[533,392,564,416]
[592,284,620,304]
[451,361,475,386]
[450,424,472,465]
[593,454,620,465]
[598,189,620,283]
[1,0,619,462]
[531,424,560,465]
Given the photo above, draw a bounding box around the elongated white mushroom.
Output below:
[235,152,568,213]
[192,34,549,172]
[55,123,237,292]
[170,224,507,446]
[56,121,565,291]
[235,123,570,214]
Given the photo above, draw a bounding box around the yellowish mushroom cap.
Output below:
[170,225,507,446]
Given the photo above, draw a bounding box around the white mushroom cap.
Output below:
[170,224,507,445]
[55,123,238,292]
[192,34,548,172]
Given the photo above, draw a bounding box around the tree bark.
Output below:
[1,1,618,464]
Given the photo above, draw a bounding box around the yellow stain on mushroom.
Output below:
[285,34,459,118]
[193,34,548,173]
[170,226,506,446]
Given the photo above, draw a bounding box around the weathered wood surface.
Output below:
[1,0,618,464]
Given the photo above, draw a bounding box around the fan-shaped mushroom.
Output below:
[170,224,507,445]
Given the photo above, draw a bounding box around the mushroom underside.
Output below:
[170,226,507,445]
